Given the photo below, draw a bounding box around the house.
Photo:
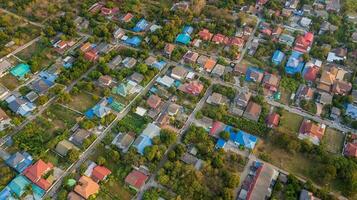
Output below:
[344,142,357,158]
[85,97,113,119]
[0,108,11,131]
[147,94,162,109]
[298,86,314,100]
[0,59,12,76]
[326,0,340,12]
[229,37,245,48]
[68,191,85,200]
[25,91,39,102]
[298,119,326,145]
[142,123,161,139]
[3,175,45,198]
[198,29,213,41]
[133,135,152,155]
[125,169,148,191]
[164,43,175,57]
[237,91,252,108]
[211,64,225,77]
[121,13,133,23]
[24,159,54,190]
[63,56,75,69]
[74,176,99,199]
[167,103,180,116]
[225,126,258,149]
[212,34,229,45]
[262,73,280,92]
[6,96,36,116]
[156,75,175,88]
[70,129,92,147]
[210,121,226,137]
[84,50,99,62]
[183,51,199,64]
[124,36,142,47]
[100,7,119,16]
[285,51,304,75]
[55,140,79,156]
[129,72,144,84]
[176,33,191,45]
[5,152,33,173]
[303,66,319,82]
[327,48,347,62]
[272,26,283,37]
[316,91,333,105]
[248,39,259,56]
[317,70,335,92]
[246,67,264,83]
[203,58,217,72]
[285,0,299,9]
[299,17,312,28]
[145,56,157,66]
[346,104,357,119]
[243,102,262,122]
[178,81,204,96]
[122,57,137,68]
[330,107,341,120]
[352,32,357,43]
[279,34,295,46]
[171,66,188,80]
[98,75,113,87]
[266,113,280,128]
[331,80,352,95]
[112,132,136,152]
[272,50,285,65]
[181,153,203,170]
[293,32,314,53]
[113,28,125,39]
[206,93,225,105]
[91,166,111,182]
[112,81,142,97]
[299,189,321,200]
[352,90,357,104]
[171,1,190,11]
[133,19,149,32]
[234,64,248,75]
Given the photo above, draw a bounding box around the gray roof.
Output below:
[8,98,26,113]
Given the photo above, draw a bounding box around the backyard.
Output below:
[42,103,83,130]
[66,91,98,113]
[322,128,345,154]
[277,110,303,135]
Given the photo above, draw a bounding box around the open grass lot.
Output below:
[0,74,21,91]
[116,113,150,134]
[277,110,303,135]
[66,91,98,113]
[0,10,41,57]
[279,88,291,105]
[43,103,83,129]
[322,128,345,154]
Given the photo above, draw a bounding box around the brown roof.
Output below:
[147,95,162,109]
[331,80,352,95]
[204,58,217,72]
[299,120,325,140]
[244,102,262,121]
[0,108,9,121]
[171,66,188,79]
[164,43,175,54]
[74,176,100,199]
[266,113,280,127]
[234,64,248,74]
[98,75,112,85]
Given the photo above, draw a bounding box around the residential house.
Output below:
[121,13,133,23]
[164,43,175,57]
[330,107,341,120]
[125,169,148,191]
[133,135,152,155]
[212,34,229,45]
[91,166,111,182]
[147,94,162,109]
[352,90,357,104]
[266,113,280,128]
[124,36,142,47]
[171,66,188,80]
[299,17,312,28]
[68,192,85,200]
[181,153,203,170]
[112,132,136,152]
[24,159,54,190]
[122,57,137,68]
[225,126,258,149]
[279,34,295,46]
[237,91,252,108]
[183,51,199,64]
[262,73,280,92]
[234,64,248,75]
[178,81,204,96]
[113,28,125,39]
[298,86,314,101]
[6,96,36,116]
[203,58,217,72]
[299,189,321,200]
[243,102,262,122]
[168,103,181,116]
[326,0,341,12]
[85,97,113,119]
[24,91,38,102]
[84,50,99,62]
[352,32,357,43]
[0,84,9,100]
[248,39,259,56]
[98,75,113,87]
[344,142,357,158]
[272,50,285,65]
[298,119,326,145]
[129,72,144,84]
[331,80,352,95]
[133,19,149,32]
[229,37,245,48]
[55,140,79,156]
[303,66,319,82]
[285,0,299,9]
[156,75,175,88]
[5,152,33,173]
[198,29,213,41]
[272,26,283,38]
[0,108,11,131]
[210,121,226,137]
[346,104,357,119]
[316,91,333,105]
[317,70,335,92]
[293,32,314,53]
[327,48,347,62]
[246,67,264,83]
[74,176,99,199]
[113,81,142,97]
[206,93,225,105]
[285,51,304,75]
[142,123,161,139]
[70,129,92,147]
[211,64,225,77]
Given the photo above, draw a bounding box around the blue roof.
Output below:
[285,51,304,75]
[225,126,258,149]
[125,36,142,47]
[182,26,193,35]
[175,33,191,45]
[216,139,226,149]
[85,97,113,119]
[149,86,158,94]
[0,187,13,200]
[346,104,357,120]
[272,50,285,65]
[39,71,57,83]
[133,19,149,32]
[152,61,167,70]
[8,175,31,197]
[5,152,33,173]
[134,135,152,155]
[245,67,264,82]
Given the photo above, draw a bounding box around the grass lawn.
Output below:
[0,74,21,90]
[279,88,291,105]
[322,128,345,154]
[277,110,303,135]
[43,103,83,129]
[66,92,97,113]
[117,113,150,134]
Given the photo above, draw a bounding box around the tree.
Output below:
[144,145,159,161]
[67,149,80,163]
[220,131,230,141]
[97,156,106,165]
[37,95,49,105]
[136,63,148,74]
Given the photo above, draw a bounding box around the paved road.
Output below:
[0,36,41,62]
[136,85,213,200]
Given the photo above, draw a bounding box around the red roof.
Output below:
[147,95,162,109]
[185,81,204,95]
[125,170,148,190]
[122,13,133,22]
[212,34,229,44]
[305,32,314,43]
[344,142,357,157]
[261,28,272,36]
[24,159,53,190]
[229,37,245,47]
[101,7,119,15]
[266,113,280,127]
[84,50,98,62]
[198,29,213,41]
[210,121,225,137]
[299,120,325,140]
[91,166,112,182]
[304,67,319,81]
[294,32,314,53]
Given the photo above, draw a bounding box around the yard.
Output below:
[279,88,291,105]
[66,92,98,113]
[116,113,150,134]
[277,110,303,135]
[0,74,21,91]
[322,128,345,154]
[42,103,83,130]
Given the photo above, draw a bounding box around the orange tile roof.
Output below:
[74,176,100,199]
[204,58,217,72]
[24,159,53,190]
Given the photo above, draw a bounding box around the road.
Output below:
[136,85,213,200]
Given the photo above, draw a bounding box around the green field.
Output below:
[66,92,98,113]
[277,110,303,135]
[322,128,345,154]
